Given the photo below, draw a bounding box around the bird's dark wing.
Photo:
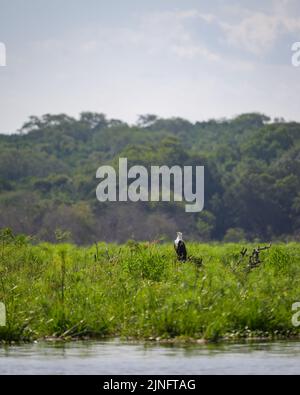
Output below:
[176,241,187,261]
[180,241,187,260]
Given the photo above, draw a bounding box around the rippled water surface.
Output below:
[1,340,300,375]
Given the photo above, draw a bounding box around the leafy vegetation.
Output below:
[0,234,299,343]
[1,112,300,243]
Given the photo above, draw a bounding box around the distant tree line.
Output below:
[0,112,299,244]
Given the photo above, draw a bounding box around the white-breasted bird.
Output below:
[174,232,187,262]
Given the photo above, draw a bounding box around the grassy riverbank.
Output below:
[1,238,300,343]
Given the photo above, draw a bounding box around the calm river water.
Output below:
[0,340,300,375]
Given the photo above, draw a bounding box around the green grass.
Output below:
[1,238,300,343]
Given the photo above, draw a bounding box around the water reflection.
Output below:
[0,340,300,375]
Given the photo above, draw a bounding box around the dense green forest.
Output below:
[0,112,299,244]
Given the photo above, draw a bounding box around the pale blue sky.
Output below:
[0,0,300,133]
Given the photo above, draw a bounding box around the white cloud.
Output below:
[31,9,256,71]
[136,10,221,61]
[136,7,299,61]
[151,4,300,56]
[218,9,300,55]
[171,43,220,61]
[221,13,280,54]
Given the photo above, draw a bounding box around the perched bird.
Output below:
[174,232,187,262]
